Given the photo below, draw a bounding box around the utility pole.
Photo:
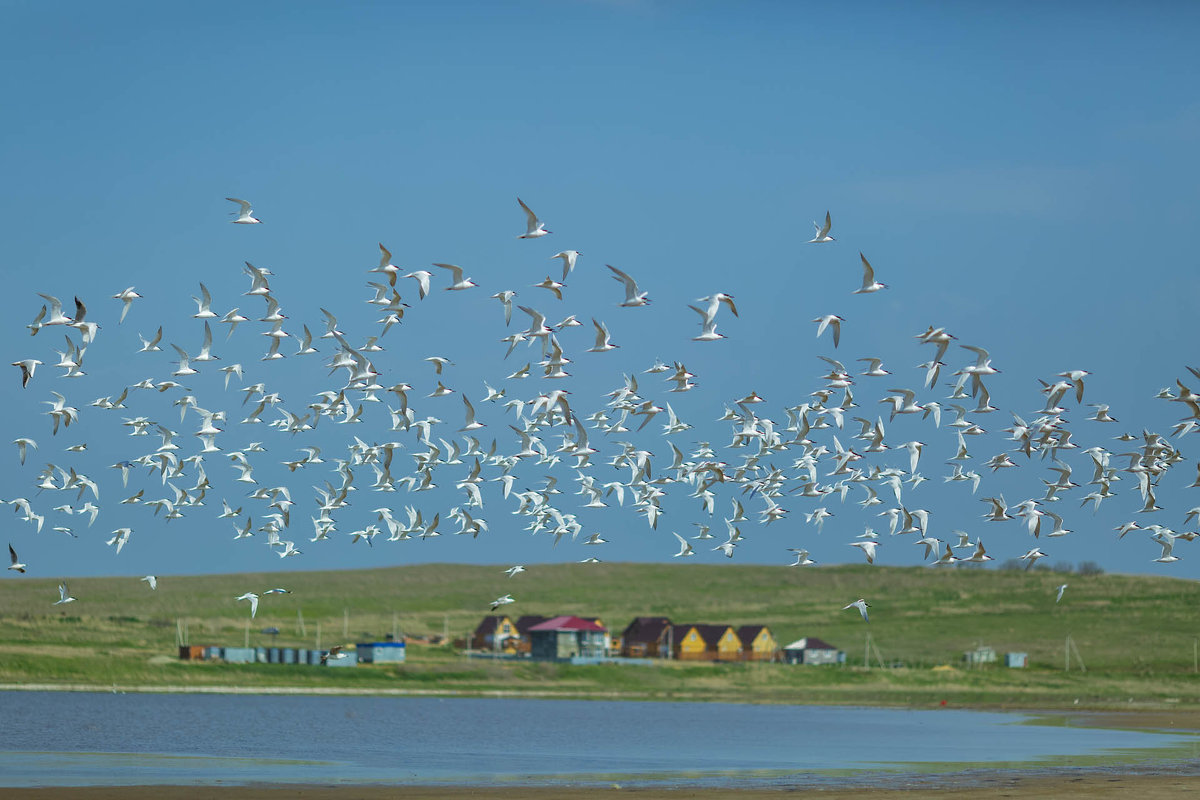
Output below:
[297,609,306,638]
[244,618,250,649]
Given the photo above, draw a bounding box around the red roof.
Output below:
[527,615,607,632]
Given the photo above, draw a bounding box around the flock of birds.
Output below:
[4,196,1198,627]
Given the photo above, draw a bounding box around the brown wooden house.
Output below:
[621,616,672,658]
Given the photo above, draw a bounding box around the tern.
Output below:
[490,594,515,611]
[689,305,725,342]
[853,253,887,294]
[320,645,348,665]
[112,287,141,323]
[1055,583,1068,603]
[236,591,260,618]
[491,291,516,325]
[533,276,566,300]
[787,548,815,566]
[808,211,835,243]
[8,544,26,573]
[12,360,41,389]
[54,582,76,605]
[843,598,870,622]
[588,319,619,352]
[551,250,580,281]
[517,197,550,238]
[226,197,261,224]
[141,575,157,590]
[404,270,433,299]
[432,263,477,291]
[138,327,163,352]
[606,265,650,307]
[672,531,695,557]
[814,315,843,348]
[504,565,525,578]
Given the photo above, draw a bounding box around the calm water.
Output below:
[1,691,1197,788]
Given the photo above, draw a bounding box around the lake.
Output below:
[2,691,1197,788]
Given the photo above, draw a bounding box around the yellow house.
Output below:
[737,625,780,661]
[671,624,742,661]
[471,615,519,653]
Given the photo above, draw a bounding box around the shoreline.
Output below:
[4,682,1200,730]
[6,774,1200,799]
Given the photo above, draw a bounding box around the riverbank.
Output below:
[7,774,1200,799]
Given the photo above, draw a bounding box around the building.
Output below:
[528,615,609,660]
[736,625,780,662]
[963,645,997,665]
[471,615,520,653]
[782,637,843,665]
[672,624,742,661]
[620,616,672,658]
[357,641,406,663]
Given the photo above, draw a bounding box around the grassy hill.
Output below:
[2,562,1199,710]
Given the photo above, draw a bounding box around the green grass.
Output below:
[1,562,1198,710]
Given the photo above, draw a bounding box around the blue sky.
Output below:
[2,1,1199,581]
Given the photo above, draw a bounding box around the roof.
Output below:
[782,636,837,651]
[514,615,550,634]
[473,615,511,636]
[528,615,607,632]
[736,625,771,641]
[676,623,735,647]
[621,616,672,643]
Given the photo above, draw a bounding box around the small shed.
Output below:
[964,645,997,665]
[1005,652,1028,668]
[782,637,842,665]
[358,641,407,663]
[528,616,608,660]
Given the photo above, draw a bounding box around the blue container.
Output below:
[267,647,281,664]
[282,648,297,664]
[255,647,268,663]
[204,646,223,661]
[223,647,255,664]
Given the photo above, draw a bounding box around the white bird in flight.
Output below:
[808,211,835,243]
[141,575,157,590]
[606,265,650,307]
[236,591,260,618]
[54,582,76,605]
[853,253,887,294]
[517,197,550,238]
[433,263,477,291]
[112,287,141,324]
[226,197,261,224]
[8,544,26,573]
[551,250,580,281]
[843,598,870,622]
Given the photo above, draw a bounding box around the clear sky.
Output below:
[2,1,1199,582]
